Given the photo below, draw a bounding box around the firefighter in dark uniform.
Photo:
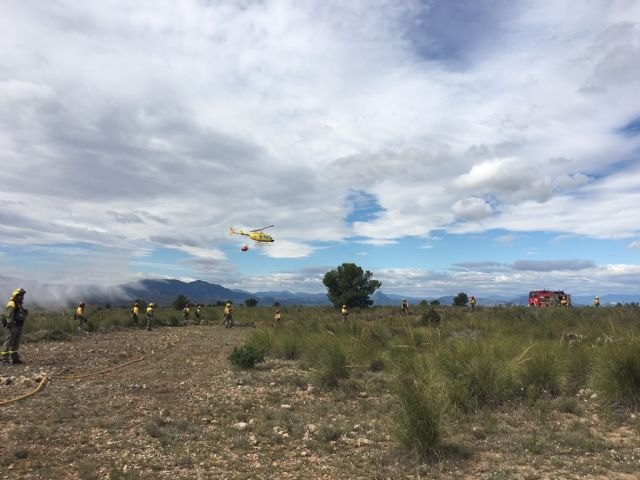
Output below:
[1,288,28,365]
[401,299,409,315]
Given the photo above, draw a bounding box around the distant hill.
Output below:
[121,279,251,306]
[36,277,637,308]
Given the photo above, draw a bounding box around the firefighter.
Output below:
[593,296,600,307]
[401,299,409,315]
[183,304,191,325]
[146,303,155,331]
[131,302,140,325]
[74,301,87,330]
[560,295,568,307]
[195,304,202,324]
[223,302,233,328]
[274,309,281,327]
[341,304,349,322]
[1,288,28,365]
[469,296,476,310]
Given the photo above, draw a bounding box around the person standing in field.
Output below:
[183,304,191,325]
[74,301,87,330]
[341,304,349,322]
[195,304,202,324]
[593,296,600,307]
[274,309,281,327]
[469,296,477,310]
[223,302,233,328]
[145,303,155,331]
[1,288,28,365]
[401,299,409,315]
[131,302,140,325]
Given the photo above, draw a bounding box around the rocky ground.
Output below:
[1,324,639,479]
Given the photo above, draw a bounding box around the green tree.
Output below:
[322,262,381,309]
[430,299,440,306]
[452,292,469,307]
[172,294,191,310]
[245,298,258,307]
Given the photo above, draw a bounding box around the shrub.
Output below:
[439,340,517,412]
[518,345,562,397]
[272,331,302,360]
[562,344,593,395]
[419,307,441,326]
[593,340,640,407]
[313,336,348,389]
[228,345,265,369]
[392,356,446,456]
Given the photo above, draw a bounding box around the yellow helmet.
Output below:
[149,303,155,307]
[11,288,26,299]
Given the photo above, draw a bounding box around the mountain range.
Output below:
[96,279,638,307]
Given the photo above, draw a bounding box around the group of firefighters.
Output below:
[3,287,607,366]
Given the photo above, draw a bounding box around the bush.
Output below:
[593,340,640,407]
[562,344,593,395]
[313,336,348,389]
[419,307,441,326]
[393,356,446,456]
[518,345,562,398]
[272,331,302,360]
[439,340,517,412]
[228,345,265,369]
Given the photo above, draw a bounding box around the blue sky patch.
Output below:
[345,190,385,224]
[618,116,640,136]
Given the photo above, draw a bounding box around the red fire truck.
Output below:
[528,290,571,307]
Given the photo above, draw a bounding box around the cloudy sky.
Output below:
[1,0,640,302]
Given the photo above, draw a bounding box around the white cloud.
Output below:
[451,197,493,221]
[0,1,639,292]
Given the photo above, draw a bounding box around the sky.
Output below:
[1,0,640,304]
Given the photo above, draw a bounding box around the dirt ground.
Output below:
[1,325,639,479]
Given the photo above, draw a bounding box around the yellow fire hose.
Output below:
[1,337,179,406]
[56,356,146,381]
[0,375,48,407]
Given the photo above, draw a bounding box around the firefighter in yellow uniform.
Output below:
[469,296,476,310]
[593,296,600,307]
[183,304,191,325]
[223,302,233,328]
[74,301,87,330]
[341,304,349,322]
[1,288,28,365]
[146,303,155,331]
[131,302,140,325]
[560,295,568,307]
[274,309,282,327]
[195,305,202,324]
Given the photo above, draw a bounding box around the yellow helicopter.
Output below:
[230,225,275,244]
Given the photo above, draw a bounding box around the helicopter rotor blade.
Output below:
[250,224,274,232]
